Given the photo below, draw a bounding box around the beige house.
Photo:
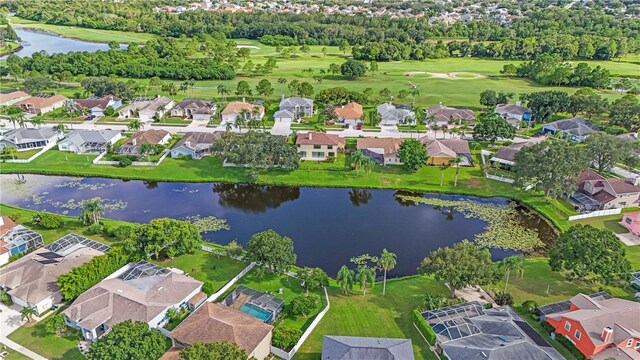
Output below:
[221,100,264,124]
[0,89,30,106]
[168,302,273,360]
[571,170,640,212]
[118,96,174,122]
[296,132,344,161]
[0,234,109,314]
[17,94,67,115]
[356,137,403,165]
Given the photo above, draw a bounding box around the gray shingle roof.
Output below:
[60,130,121,147]
[321,335,414,360]
[1,127,58,145]
[280,97,313,108]
[544,117,596,137]
[495,104,531,116]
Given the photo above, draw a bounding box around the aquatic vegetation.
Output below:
[53,178,116,190]
[397,195,543,252]
[184,215,230,233]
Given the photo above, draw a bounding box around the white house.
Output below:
[376,103,415,126]
[171,99,217,121]
[64,261,203,340]
[118,96,174,122]
[58,130,122,154]
[0,127,62,151]
[0,224,43,267]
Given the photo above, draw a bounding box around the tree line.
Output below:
[9,0,638,61]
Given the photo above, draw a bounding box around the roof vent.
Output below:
[481,351,487,358]
[117,289,123,293]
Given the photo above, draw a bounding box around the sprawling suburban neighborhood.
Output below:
[0,0,640,360]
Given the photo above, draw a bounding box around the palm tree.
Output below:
[20,306,36,322]
[498,255,524,293]
[439,165,448,186]
[127,119,143,131]
[79,197,105,226]
[363,157,375,177]
[217,84,230,102]
[235,117,246,132]
[355,265,376,295]
[139,142,154,161]
[1,147,18,160]
[350,151,366,178]
[336,265,354,294]
[450,155,464,187]
[53,123,66,134]
[378,249,397,296]
[30,117,45,129]
[225,121,233,133]
[252,106,262,121]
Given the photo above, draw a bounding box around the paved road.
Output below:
[0,304,47,360]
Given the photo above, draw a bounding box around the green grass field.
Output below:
[9,17,155,43]
[0,41,20,56]
[0,344,30,360]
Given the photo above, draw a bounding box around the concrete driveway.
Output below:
[0,303,47,359]
[271,122,292,136]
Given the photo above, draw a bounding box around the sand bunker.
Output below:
[236,45,260,49]
[405,71,486,79]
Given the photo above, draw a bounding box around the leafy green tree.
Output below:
[472,113,515,144]
[23,76,55,93]
[255,79,274,100]
[126,218,201,260]
[498,255,524,293]
[272,325,302,350]
[290,295,318,317]
[479,90,497,108]
[236,80,252,96]
[355,265,376,295]
[513,140,589,198]
[139,142,154,161]
[0,289,12,305]
[298,267,329,294]
[378,249,397,296]
[245,229,296,273]
[423,293,450,311]
[86,321,167,360]
[212,132,299,171]
[340,59,367,80]
[45,313,67,335]
[585,132,632,173]
[609,95,640,132]
[336,265,355,294]
[520,91,570,123]
[328,63,341,75]
[397,139,428,172]
[79,197,105,226]
[419,240,497,297]
[369,61,378,75]
[31,212,64,229]
[20,306,36,322]
[296,82,314,98]
[127,119,143,131]
[568,88,609,119]
[549,225,631,284]
[338,39,350,55]
[180,342,247,360]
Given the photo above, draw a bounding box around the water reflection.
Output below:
[212,183,300,213]
[348,188,372,207]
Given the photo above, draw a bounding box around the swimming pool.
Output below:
[240,303,273,323]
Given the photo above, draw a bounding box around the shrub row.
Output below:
[412,309,436,345]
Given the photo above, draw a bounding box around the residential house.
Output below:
[334,102,364,126]
[63,261,202,340]
[170,131,222,159]
[495,102,533,126]
[376,103,416,126]
[421,138,473,166]
[0,234,109,314]
[489,138,545,168]
[0,225,43,266]
[621,212,640,236]
[116,129,171,155]
[424,302,564,360]
[167,302,273,360]
[118,96,174,122]
[170,99,217,121]
[542,117,596,142]
[296,132,344,161]
[17,94,67,115]
[0,127,62,151]
[356,137,404,165]
[617,133,638,142]
[570,170,640,211]
[426,103,475,128]
[539,293,640,360]
[221,285,284,324]
[58,130,122,154]
[0,89,30,106]
[74,95,122,117]
[278,97,314,121]
[221,100,264,124]
[321,336,415,360]
[273,109,295,123]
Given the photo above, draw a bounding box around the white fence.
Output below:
[568,208,622,221]
[3,141,57,163]
[485,173,515,184]
[92,149,170,167]
[206,262,256,302]
[271,287,331,360]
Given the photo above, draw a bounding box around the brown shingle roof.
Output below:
[74,95,120,110]
[17,94,67,109]
[124,129,170,146]
[356,138,403,156]
[421,138,471,155]
[427,104,475,122]
[221,101,264,115]
[296,132,343,146]
[334,102,363,120]
[608,178,640,194]
[169,302,272,354]
[0,90,29,103]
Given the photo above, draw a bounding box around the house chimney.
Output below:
[185,141,191,148]
[601,326,613,343]
[0,217,4,227]
[242,97,246,103]
[515,100,522,106]
[439,101,443,106]
[308,132,312,141]
[132,138,137,146]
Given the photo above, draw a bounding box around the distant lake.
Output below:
[1,28,125,58]
[0,174,556,277]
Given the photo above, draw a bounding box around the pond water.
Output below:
[2,28,126,58]
[0,174,556,277]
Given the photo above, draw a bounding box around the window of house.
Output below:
[313,145,322,149]
[329,152,335,157]
[327,145,333,149]
[312,152,325,158]
[575,330,581,340]
[634,342,640,350]
[626,218,633,224]
[298,151,307,157]
[627,339,633,347]
[564,321,571,331]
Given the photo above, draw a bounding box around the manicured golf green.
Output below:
[9,17,154,43]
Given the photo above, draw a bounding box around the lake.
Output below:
[2,28,126,58]
[0,174,556,277]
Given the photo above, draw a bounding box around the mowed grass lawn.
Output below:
[152,250,247,293]
[7,309,85,360]
[0,344,30,360]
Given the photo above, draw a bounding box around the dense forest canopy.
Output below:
[5,0,639,61]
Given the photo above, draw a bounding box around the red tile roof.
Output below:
[0,216,17,238]
[296,132,343,146]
